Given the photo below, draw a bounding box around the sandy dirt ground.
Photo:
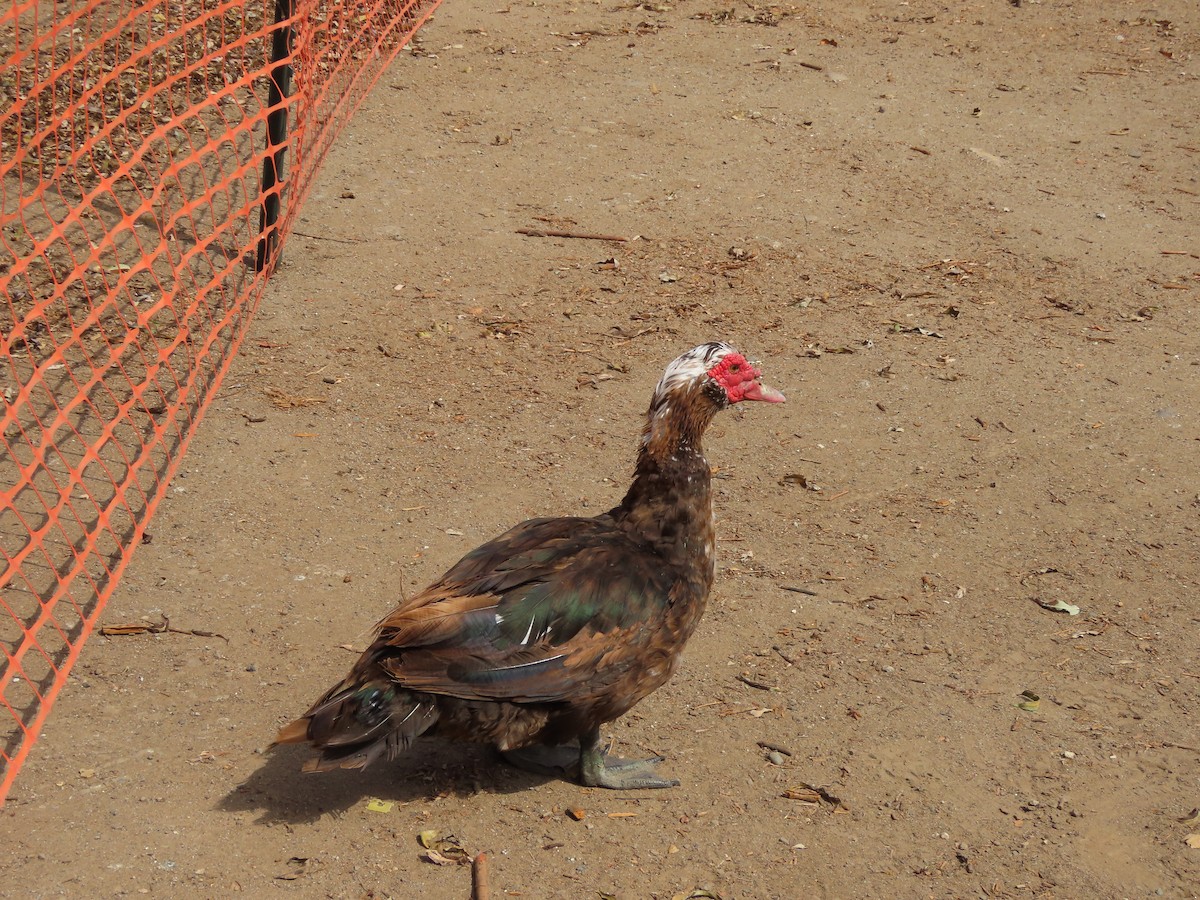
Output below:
[4,1,1200,897]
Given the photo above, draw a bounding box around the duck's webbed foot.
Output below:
[580,750,679,789]
[500,725,679,789]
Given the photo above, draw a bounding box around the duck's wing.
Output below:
[365,516,681,704]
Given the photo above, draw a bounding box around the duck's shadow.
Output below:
[219,738,557,825]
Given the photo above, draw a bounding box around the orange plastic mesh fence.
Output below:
[0,0,442,804]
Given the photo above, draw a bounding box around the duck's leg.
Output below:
[501,726,679,789]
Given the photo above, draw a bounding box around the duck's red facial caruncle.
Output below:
[707,352,786,404]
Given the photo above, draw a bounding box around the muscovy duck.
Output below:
[273,341,785,789]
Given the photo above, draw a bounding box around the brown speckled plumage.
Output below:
[273,342,784,782]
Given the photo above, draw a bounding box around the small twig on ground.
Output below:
[291,230,361,243]
[516,227,628,242]
[781,585,818,596]
[471,851,490,900]
[100,614,229,642]
[737,674,774,691]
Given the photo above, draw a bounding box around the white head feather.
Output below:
[641,342,736,449]
[650,341,735,405]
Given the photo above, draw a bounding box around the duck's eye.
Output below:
[729,363,741,373]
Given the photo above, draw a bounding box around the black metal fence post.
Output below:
[256,0,296,274]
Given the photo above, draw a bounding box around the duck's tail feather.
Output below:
[272,674,439,772]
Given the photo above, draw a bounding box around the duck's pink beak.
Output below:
[741,380,786,403]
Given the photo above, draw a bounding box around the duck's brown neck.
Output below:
[612,389,719,572]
